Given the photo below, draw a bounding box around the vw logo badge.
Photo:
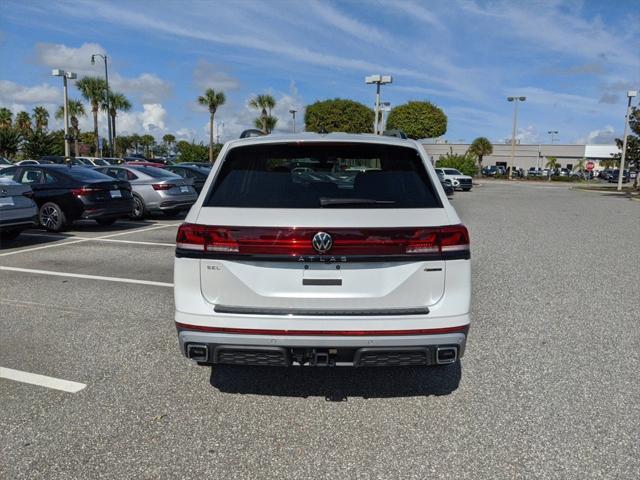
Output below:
[312,231,333,253]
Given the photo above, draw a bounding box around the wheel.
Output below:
[96,217,117,226]
[39,202,67,232]
[130,195,146,220]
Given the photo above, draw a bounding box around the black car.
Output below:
[0,165,134,231]
[164,164,211,193]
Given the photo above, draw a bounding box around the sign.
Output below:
[586,161,595,171]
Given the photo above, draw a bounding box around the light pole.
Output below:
[617,90,638,191]
[547,130,559,143]
[289,109,297,133]
[380,102,391,133]
[51,69,77,159]
[365,75,392,134]
[507,96,526,179]
[91,53,112,156]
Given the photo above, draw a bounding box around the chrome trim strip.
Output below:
[213,305,430,316]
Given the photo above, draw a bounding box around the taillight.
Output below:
[176,224,470,257]
[71,187,100,196]
[152,183,175,190]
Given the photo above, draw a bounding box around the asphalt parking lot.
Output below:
[1,182,639,479]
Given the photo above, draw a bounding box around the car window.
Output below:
[126,170,138,180]
[43,172,58,184]
[20,168,43,184]
[444,169,461,175]
[0,166,17,179]
[205,143,441,209]
[113,169,128,181]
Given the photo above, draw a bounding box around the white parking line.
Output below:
[0,266,173,288]
[0,223,180,257]
[0,367,86,393]
[81,238,175,247]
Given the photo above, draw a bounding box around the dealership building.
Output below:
[421,143,620,171]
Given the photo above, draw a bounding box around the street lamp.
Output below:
[51,69,77,159]
[91,53,112,156]
[289,109,297,133]
[365,75,392,134]
[618,90,638,191]
[380,102,391,133]
[507,96,526,179]
[547,130,559,143]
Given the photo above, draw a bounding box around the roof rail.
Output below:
[240,129,266,139]
[382,130,408,139]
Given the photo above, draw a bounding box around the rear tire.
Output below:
[96,217,117,226]
[130,195,146,220]
[39,202,67,232]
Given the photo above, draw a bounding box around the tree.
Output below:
[103,91,131,149]
[0,107,13,128]
[115,135,133,156]
[0,127,21,158]
[176,140,218,163]
[253,115,277,133]
[545,156,559,169]
[32,106,49,131]
[304,98,374,134]
[76,76,107,155]
[15,111,32,134]
[436,150,477,177]
[573,158,586,172]
[162,133,176,153]
[386,101,447,140]
[139,134,156,158]
[468,137,493,174]
[249,94,276,133]
[130,133,141,154]
[55,100,86,157]
[613,107,640,188]
[198,88,226,163]
[22,129,56,159]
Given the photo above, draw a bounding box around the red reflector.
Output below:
[152,183,175,190]
[175,322,469,336]
[175,224,470,256]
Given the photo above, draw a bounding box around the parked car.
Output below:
[0,178,38,242]
[16,160,51,165]
[39,155,66,164]
[148,158,176,166]
[164,165,211,193]
[174,133,471,369]
[609,170,630,183]
[527,167,543,177]
[95,165,198,219]
[482,165,506,177]
[124,160,166,168]
[103,157,125,165]
[0,156,12,169]
[436,170,454,197]
[0,164,134,231]
[435,168,473,191]
[179,162,212,168]
[76,156,111,166]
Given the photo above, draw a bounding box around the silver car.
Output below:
[0,178,38,242]
[95,165,198,219]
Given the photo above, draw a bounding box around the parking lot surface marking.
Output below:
[0,367,86,393]
[0,266,173,287]
[78,237,175,247]
[0,238,87,257]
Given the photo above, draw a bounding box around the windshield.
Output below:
[444,169,462,175]
[205,143,441,209]
[130,166,179,178]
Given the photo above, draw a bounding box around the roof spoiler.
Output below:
[240,129,266,139]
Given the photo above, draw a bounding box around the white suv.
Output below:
[174,134,471,368]
[435,168,473,191]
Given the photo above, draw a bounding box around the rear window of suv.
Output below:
[204,143,441,208]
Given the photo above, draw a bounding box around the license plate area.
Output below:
[180,186,189,193]
[110,190,122,198]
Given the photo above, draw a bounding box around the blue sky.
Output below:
[1,0,638,145]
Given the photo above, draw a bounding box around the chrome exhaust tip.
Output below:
[436,346,458,364]
[186,343,208,362]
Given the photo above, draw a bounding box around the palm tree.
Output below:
[15,111,32,133]
[253,115,277,133]
[249,94,276,133]
[0,108,13,128]
[102,91,131,150]
[32,106,50,131]
[130,133,141,155]
[197,88,226,163]
[468,137,493,175]
[573,158,585,172]
[76,76,107,155]
[545,156,559,169]
[55,99,86,157]
[139,134,155,158]
[162,133,176,154]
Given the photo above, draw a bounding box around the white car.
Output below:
[174,133,471,368]
[435,168,473,191]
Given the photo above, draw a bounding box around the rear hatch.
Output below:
[179,142,468,314]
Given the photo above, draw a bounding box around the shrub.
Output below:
[304,98,374,133]
[176,140,221,163]
[436,151,477,177]
[386,101,447,139]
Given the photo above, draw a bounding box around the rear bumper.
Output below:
[0,214,38,229]
[176,319,469,367]
[80,200,134,219]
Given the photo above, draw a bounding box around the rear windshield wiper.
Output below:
[320,197,396,207]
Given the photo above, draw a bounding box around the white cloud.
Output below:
[34,42,105,76]
[193,60,240,92]
[0,80,59,105]
[110,73,171,103]
[575,126,616,145]
[75,102,167,139]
